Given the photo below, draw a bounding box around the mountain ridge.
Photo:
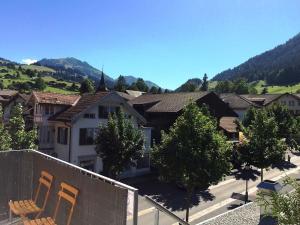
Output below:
[212,32,300,85]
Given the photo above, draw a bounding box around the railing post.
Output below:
[154,209,159,225]
[133,189,139,225]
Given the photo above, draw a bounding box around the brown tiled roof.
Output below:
[219,117,238,133]
[220,93,260,109]
[240,94,282,106]
[0,90,18,97]
[32,91,80,105]
[50,92,109,122]
[129,92,210,113]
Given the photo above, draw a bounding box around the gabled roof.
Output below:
[50,91,146,124]
[31,91,80,106]
[220,93,260,109]
[241,93,300,106]
[50,92,109,122]
[129,92,211,113]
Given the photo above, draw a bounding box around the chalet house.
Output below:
[46,91,152,178]
[26,92,81,152]
[129,91,239,142]
[241,93,300,115]
[220,93,261,119]
[0,90,29,123]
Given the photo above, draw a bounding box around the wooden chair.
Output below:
[9,171,53,221]
[23,182,79,225]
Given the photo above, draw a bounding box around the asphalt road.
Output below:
[126,154,300,225]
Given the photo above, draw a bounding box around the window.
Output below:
[98,106,108,119]
[57,127,68,145]
[98,106,121,119]
[79,128,99,145]
[289,100,295,106]
[83,113,95,119]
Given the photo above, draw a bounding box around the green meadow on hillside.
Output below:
[0,65,78,94]
[253,80,300,94]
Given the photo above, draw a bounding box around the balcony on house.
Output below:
[0,150,138,225]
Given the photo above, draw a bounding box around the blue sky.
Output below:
[1,0,300,89]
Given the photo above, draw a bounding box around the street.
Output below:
[126,154,300,225]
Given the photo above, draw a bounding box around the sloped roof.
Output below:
[220,93,260,109]
[116,92,136,101]
[240,94,282,106]
[32,91,80,106]
[129,92,210,113]
[0,90,18,97]
[50,92,109,122]
[219,117,238,133]
[126,90,145,97]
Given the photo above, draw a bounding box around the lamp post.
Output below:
[245,164,250,204]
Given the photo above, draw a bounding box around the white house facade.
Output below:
[49,91,152,178]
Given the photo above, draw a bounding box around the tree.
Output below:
[136,78,149,92]
[261,87,268,94]
[95,109,144,179]
[70,82,78,91]
[79,78,95,94]
[157,87,162,94]
[8,103,37,150]
[97,72,107,92]
[239,109,286,181]
[257,177,300,224]
[0,105,11,150]
[34,77,46,91]
[114,75,128,92]
[0,81,4,90]
[149,86,158,94]
[200,73,208,91]
[267,103,298,147]
[152,103,232,222]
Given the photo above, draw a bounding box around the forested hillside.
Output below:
[213,33,300,86]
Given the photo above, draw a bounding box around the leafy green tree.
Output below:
[239,109,286,181]
[79,78,95,94]
[95,109,144,179]
[129,82,139,91]
[214,80,234,93]
[200,73,209,91]
[8,104,37,150]
[242,107,258,127]
[70,82,78,91]
[0,105,11,150]
[179,83,197,92]
[0,81,4,90]
[257,177,300,225]
[114,75,128,92]
[34,77,46,91]
[152,103,232,222]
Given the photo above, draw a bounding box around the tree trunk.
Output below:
[185,188,193,222]
[260,168,264,182]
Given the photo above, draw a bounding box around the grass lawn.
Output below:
[253,80,300,94]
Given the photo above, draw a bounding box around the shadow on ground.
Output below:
[128,177,215,211]
[231,167,261,181]
[271,160,296,171]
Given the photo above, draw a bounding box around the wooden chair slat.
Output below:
[61,182,79,196]
[58,191,76,205]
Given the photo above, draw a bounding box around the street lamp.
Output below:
[245,164,250,204]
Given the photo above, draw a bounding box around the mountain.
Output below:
[0,57,17,65]
[37,57,115,87]
[213,33,300,85]
[176,78,202,92]
[122,75,160,89]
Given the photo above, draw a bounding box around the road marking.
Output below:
[127,207,155,220]
[188,166,300,224]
